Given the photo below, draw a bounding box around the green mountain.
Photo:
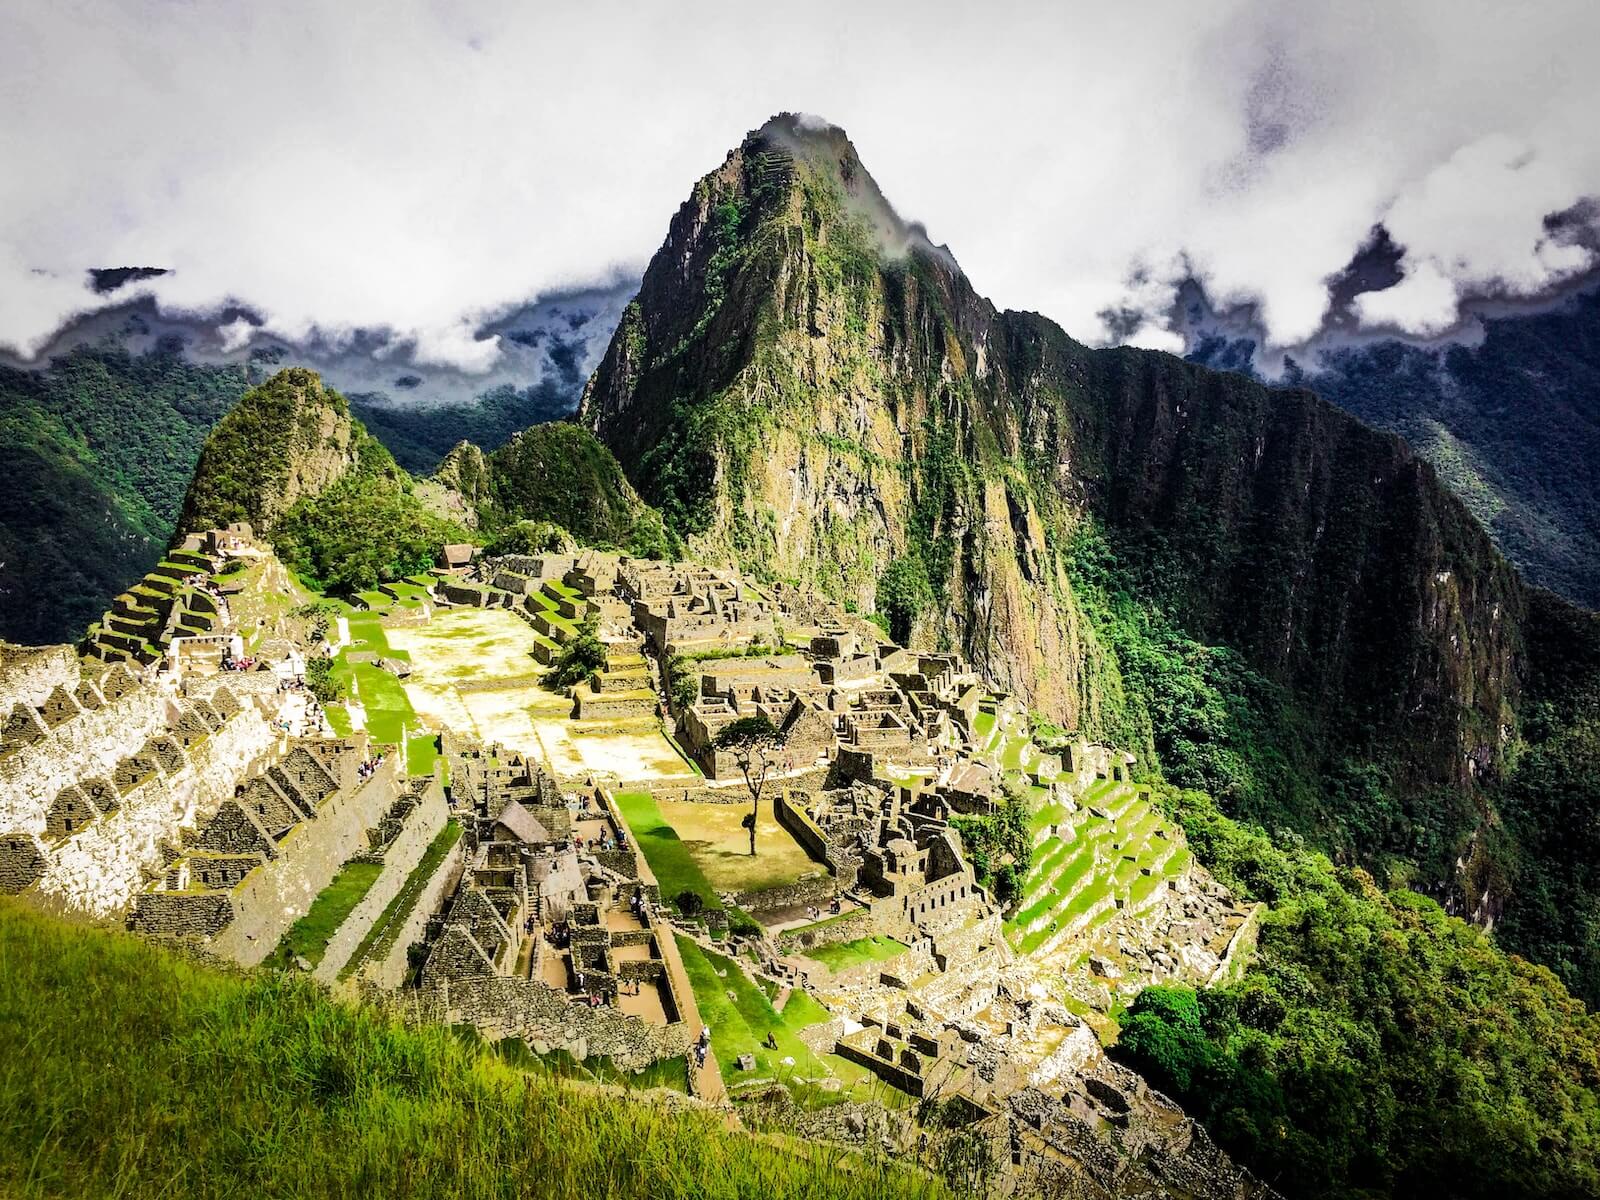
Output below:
[476,422,674,557]
[177,370,668,591]
[0,343,247,643]
[0,338,599,646]
[1189,287,1600,611]
[578,115,1600,993]
[176,368,468,593]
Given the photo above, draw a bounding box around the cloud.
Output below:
[2,0,1598,366]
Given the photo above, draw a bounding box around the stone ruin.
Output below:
[413,738,698,1073]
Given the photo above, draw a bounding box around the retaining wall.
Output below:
[314,785,449,983]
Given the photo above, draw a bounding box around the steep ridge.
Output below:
[1188,287,1600,610]
[178,367,369,534]
[0,344,247,643]
[581,119,1111,729]
[578,115,1572,936]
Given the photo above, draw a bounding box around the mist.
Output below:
[3,0,1598,370]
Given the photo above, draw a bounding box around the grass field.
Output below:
[407,732,442,779]
[655,797,824,895]
[270,860,385,968]
[614,791,723,915]
[0,899,942,1200]
[674,935,827,1082]
[326,609,418,745]
[386,608,543,682]
[341,821,464,980]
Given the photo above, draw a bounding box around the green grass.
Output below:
[0,899,943,1200]
[972,708,996,744]
[613,791,723,915]
[341,821,464,980]
[349,661,415,745]
[495,1039,689,1093]
[674,935,826,1082]
[407,733,442,778]
[324,703,354,737]
[776,988,832,1028]
[270,860,385,968]
[800,935,909,972]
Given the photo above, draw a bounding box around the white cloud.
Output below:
[1,0,1598,366]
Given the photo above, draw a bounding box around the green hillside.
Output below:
[481,422,676,558]
[0,344,247,642]
[0,898,939,1200]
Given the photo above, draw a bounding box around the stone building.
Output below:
[416,742,701,1070]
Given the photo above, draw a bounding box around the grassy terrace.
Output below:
[499,1040,688,1094]
[613,791,723,916]
[801,935,909,973]
[270,860,385,968]
[676,935,825,1083]
[407,732,443,779]
[341,820,464,981]
[328,608,418,745]
[1006,782,1187,955]
[0,899,942,1200]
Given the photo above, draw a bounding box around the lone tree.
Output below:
[545,610,607,690]
[714,714,786,856]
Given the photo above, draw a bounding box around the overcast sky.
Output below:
[3,0,1598,369]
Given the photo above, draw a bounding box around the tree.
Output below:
[875,553,934,645]
[483,518,573,557]
[545,611,607,690]
[714,715,786,856]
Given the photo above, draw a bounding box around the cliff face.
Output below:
[581,117,1109,728]
[178,367,366,535]
[1012,327,1526,794]
[580,116,1530,797]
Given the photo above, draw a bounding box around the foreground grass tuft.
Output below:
[0,899,941,1200]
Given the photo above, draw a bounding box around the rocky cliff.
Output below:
[580,118,1111,728]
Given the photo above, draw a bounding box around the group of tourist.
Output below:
[570,965,612,1009]
[356,752,385,782]
[802,898,845,922]
[571,828,627,855]
[695,1025,712,1069]
[628,889,651,923]
[220,652,260,672]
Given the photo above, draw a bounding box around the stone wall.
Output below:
[355,835,467,990]
[208,758,402,966]
[186,670,280,708]
[313,784,449,983]
[734,871,837,914]
[778,906,876,955]
[1,679,168,835]
[35,706,275,916]
[0,644,77,710]
[417,973,691,1070]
